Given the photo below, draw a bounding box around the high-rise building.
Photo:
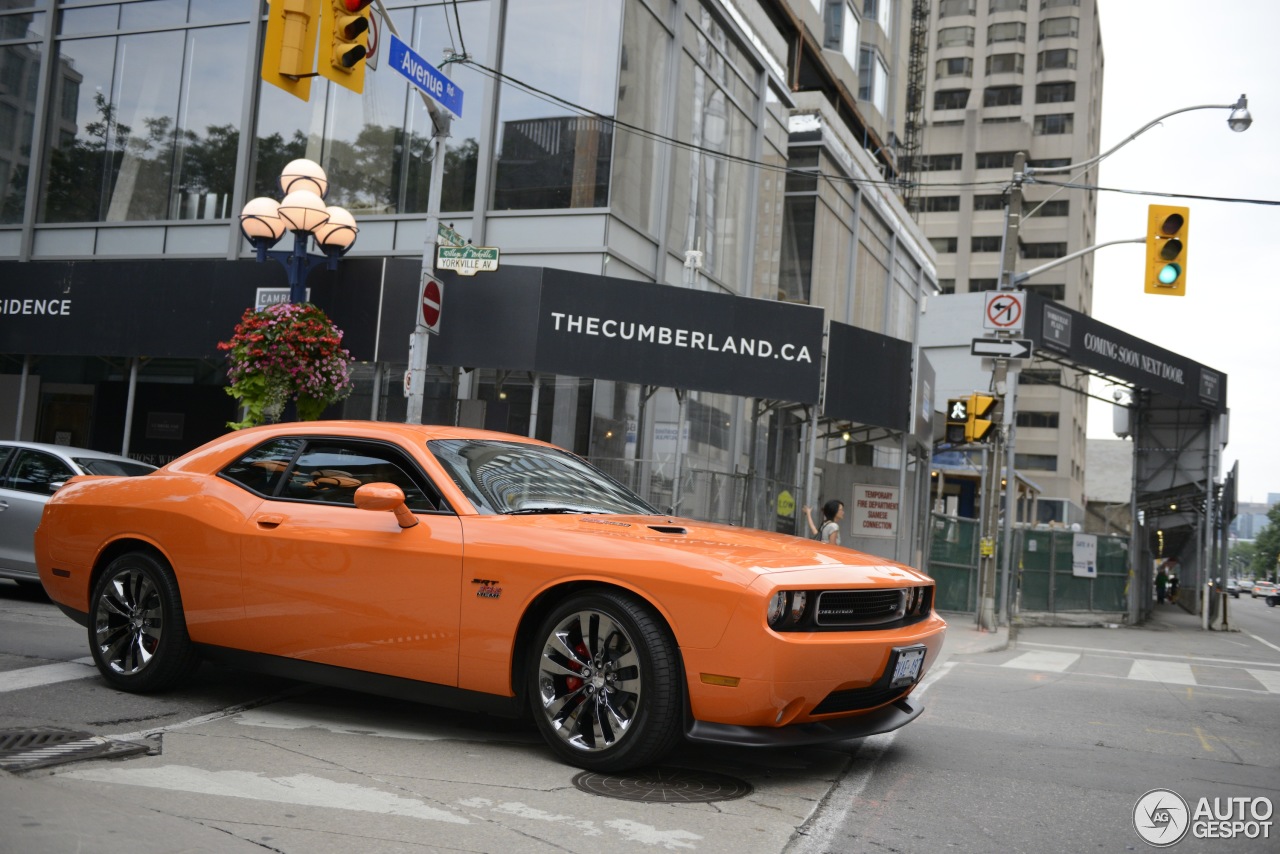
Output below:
[917,0,1103,524]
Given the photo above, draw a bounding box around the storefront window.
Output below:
[492,0,622,210]
[39,9,251,223]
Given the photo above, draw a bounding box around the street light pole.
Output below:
[239,159,360,303]
[992,94,1253,627]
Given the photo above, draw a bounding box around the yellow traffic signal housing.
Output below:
[966,393,997,443]
[262,0,322,101]
[1144,204,1189,296]
[319,0,373,93]
[945,398,969,444]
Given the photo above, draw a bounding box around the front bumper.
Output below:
[686,696,922,748]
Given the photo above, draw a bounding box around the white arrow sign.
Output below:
[971,338,1034,359]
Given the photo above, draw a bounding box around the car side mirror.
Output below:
[354,483,419,529]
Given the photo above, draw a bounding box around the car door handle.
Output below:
[256,514,285,529]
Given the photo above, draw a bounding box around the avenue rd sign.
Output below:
[388,34,464,117]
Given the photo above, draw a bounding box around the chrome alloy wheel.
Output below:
[536,609,643,753]
[93,566,164,676]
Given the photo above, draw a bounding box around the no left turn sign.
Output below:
[421,276,443,334]
[983,290,1025,332]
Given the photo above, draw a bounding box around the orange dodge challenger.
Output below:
[37,421,945,771]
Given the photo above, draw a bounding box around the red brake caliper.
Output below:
[564,642,590,692]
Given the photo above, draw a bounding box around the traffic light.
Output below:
[319,0,374,93]
[261,0,322,101]
[945,398,969,444]
[966,393,997,443]
[1144,204,1189,296]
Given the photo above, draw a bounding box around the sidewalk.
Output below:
[936,612,1011,665]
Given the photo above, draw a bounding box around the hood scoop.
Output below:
[647,524,688,535]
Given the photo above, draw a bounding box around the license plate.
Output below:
[890,646,925,688]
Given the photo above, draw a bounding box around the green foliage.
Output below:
[1250,504,1280,581]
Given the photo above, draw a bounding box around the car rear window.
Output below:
[75,458,156,477]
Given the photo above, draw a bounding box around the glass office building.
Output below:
[0,0,936,554]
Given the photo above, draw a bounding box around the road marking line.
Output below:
[1245,632,1280,655]
[788,661,954,854]
[1019,640,1280,670]
[61,766,470,824]
[0,657,95,693]
[1245,668,1280,693]
[1127,660,1195,685]
[956,661,1274,694]
[1001,651,1079,672]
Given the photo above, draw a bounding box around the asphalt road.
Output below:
[2,582,1277,853]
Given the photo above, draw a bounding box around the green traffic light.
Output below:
[1158,263,1182,285]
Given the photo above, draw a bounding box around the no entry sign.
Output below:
[421,275,443,334]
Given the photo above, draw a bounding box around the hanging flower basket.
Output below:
[218,302,354,430]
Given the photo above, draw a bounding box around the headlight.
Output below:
[789,591,808,623]
[767,591,788,628]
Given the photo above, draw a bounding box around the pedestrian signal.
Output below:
[945,398,968,444]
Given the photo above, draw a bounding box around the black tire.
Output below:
[528,590,682,772]
[89,551,200,692]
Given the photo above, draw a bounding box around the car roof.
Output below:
[0,439,153,465]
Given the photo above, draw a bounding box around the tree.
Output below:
[1250,504,1280,581]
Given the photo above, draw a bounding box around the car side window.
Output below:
[282,440,443,513]
[6,450,75,495]
[219,438,305,496]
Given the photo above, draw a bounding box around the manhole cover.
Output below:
[572,766,753,803]
[0,727,150,772]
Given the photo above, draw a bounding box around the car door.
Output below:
[0,448,74,577]
[234,437,465,688]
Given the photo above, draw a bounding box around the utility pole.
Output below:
[372,1,456,424]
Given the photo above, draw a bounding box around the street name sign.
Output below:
[388,34,464,118]
[438,223,466,247]
[971,337,1033,360]
[437,245,500,276]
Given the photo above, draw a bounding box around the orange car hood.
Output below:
[479,513,928,587]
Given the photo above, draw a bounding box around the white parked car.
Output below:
[0,441,155,588]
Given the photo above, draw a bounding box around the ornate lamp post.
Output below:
[238,158,359,303]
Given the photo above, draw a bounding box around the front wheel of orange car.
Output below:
[529,590,682,771]
[89,551,199,692]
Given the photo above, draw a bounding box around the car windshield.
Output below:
[428,439,658,516]
[73,458,156,477]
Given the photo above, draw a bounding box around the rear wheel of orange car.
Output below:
[89,551,200,692]
[529,590,682,772]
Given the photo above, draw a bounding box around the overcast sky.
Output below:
[1087,0,1280,505]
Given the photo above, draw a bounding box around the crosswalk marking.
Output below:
[1127,660,1196,686]
[1246,668,1280,693]
[0,657,96,693]
[1001,651,1079,672]
[987,651,1280,694]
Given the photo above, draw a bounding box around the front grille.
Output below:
[816,589,904,627]
[810,683,910,715]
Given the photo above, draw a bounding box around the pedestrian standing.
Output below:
[1155,563,1169,604]
[804,499,845,546]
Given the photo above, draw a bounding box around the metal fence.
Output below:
[927,514,1129,616]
